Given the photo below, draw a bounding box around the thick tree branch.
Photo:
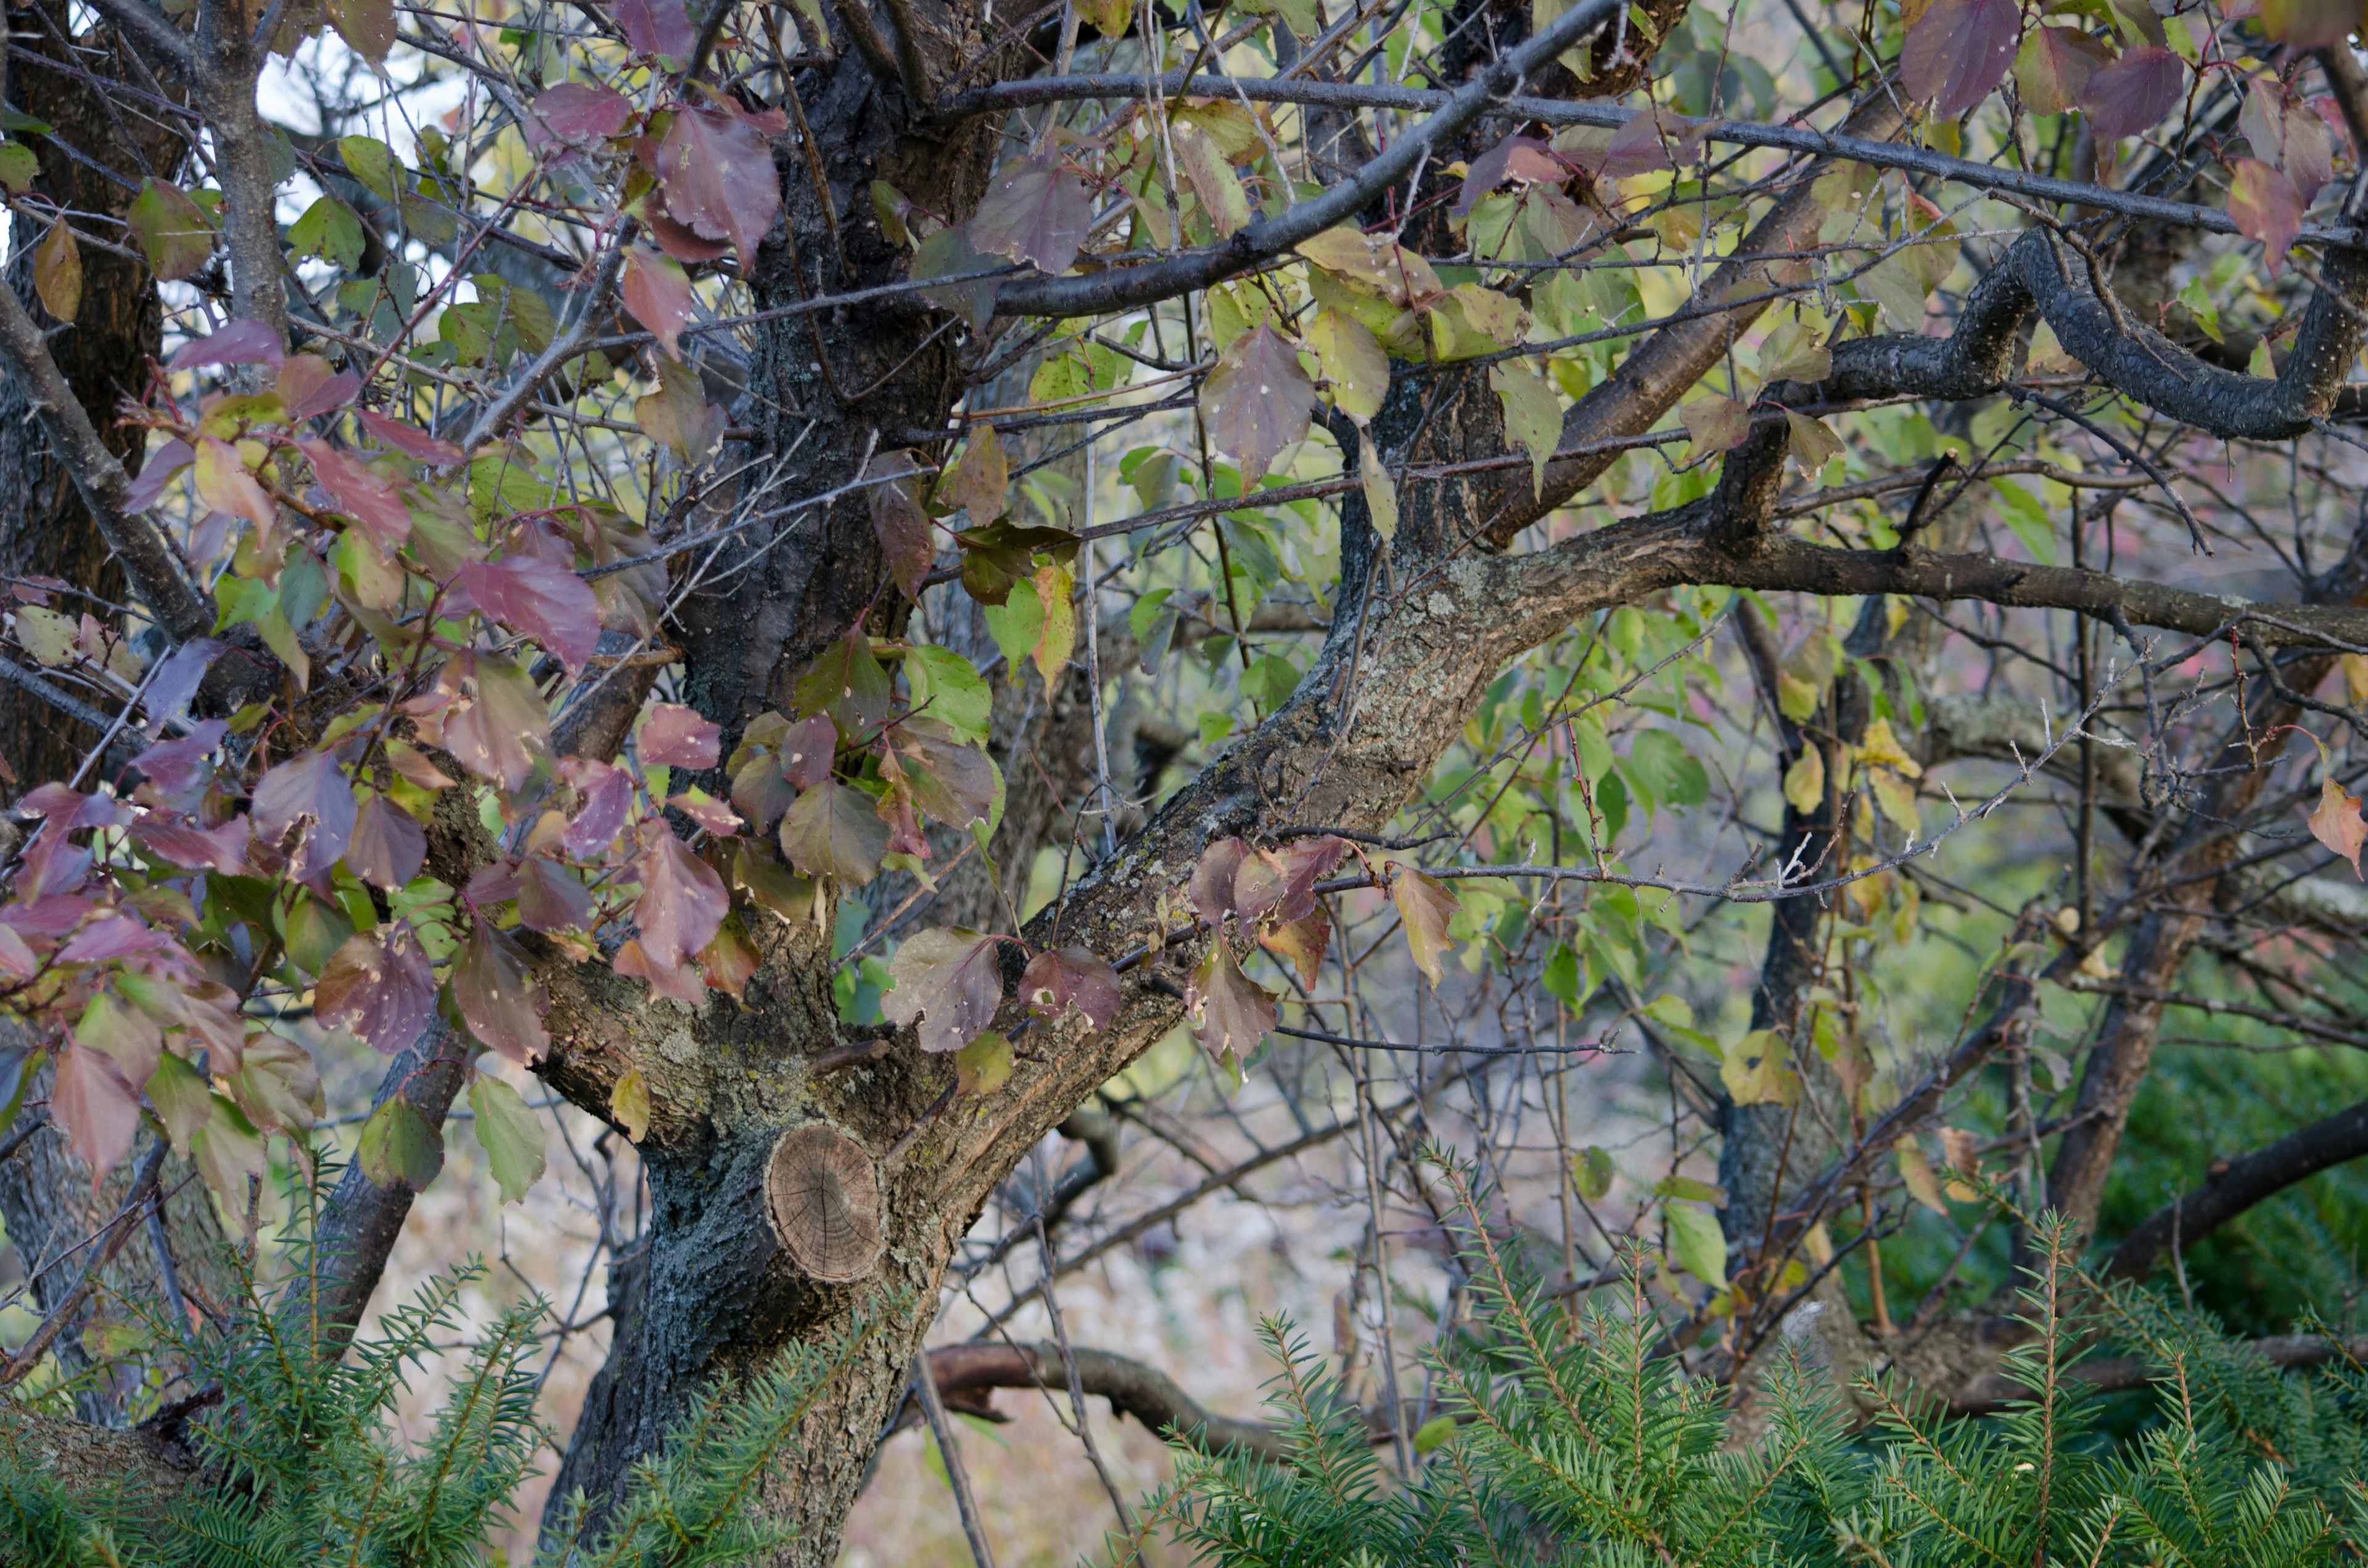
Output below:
[2102,1099,2368,1282]
[0,281,210,641]
[986,0,1624,320]
[918,1341,1289,1463]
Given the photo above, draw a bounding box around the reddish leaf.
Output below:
[646,206,734,264]
[54,1042,139,1183]
[1201,326,1314,488]
[622,245,695,358]
[614,936,705,1004]
[563,758,635,856]
[0,922,37,980]
[886,719,996,829]
[131,816,249,874]
[2229,157,2304,276]
[667,789,743,836]
[615,0,695,57]
[1901,0,2020,120]
[57,916,162,966]
[2079,45,2185,144]
[33,218,80,324]
[1259,906,1331,988]
[731,752,801,831]
[194,437,276,535]
[1583,110,1708,179]
[316,924,437,1051]
[526,82,634,149]
[867,450,934,600]
[1233,834,1349,926]
[519,856,596,933]
[452,919,549,1064]
[1453,134,1566,218]
[131,720,227,802]
[633,831,728,967]
[698,913,760,1000]
[2013,26,2105,117]
[278,356,360,420]
[442,655,551,792]
[881,927,1004,1053]
[778,779,889,884]
[347,794,426,889]
[654,99,784,268]
[326,0,394,62]
[461,554,602,673]
[1185,942,1276,1061]
[76,990,161,1088]
[1682,395,1751,459]
[1389,864,1460,986]
[169,320,285,371]
[1191,836,1250,926]
[357,408,465,466]
[635,357,726,462]
[933,426,1009,523]
[779,713,837,789]
[641,702,722,769]
[2311,773,2367,876]
[298,438,410,546]
[1021,946,1120,1030]
[124,438,193,512]
[875,770,927,858]
[253,750,357,882]
[966,154,1093,277]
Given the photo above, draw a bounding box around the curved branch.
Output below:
[2102,1099,2368,1282]
[987,0,1624,320]
[919,1342,1289,1463]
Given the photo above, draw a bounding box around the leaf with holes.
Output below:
[641,702,720,769]
[254,750,357,882]
[611,1067,651,1141]
[519,856,596,934]
[358,1093,443,1191]
[1186,942,1275,1061]
[881,927,1003,1053]
[470,1075,546,1203]
[2311,772,2367,876]
[634,831,728,971]
[2229,158,2303,277]
[1719,1028,1801,1106]
[887,719,997,829]
[1490,360,1561,499]
[622,246,695,358]
[1901,0,2019,119]
[653,99,783,267]
[326,0,395,61]
[794,632,894,736]
[1258,908,1330,988]
[968,154,1093,276]
[33,219,79,324]
[453,919,549,1064]
[347,794,425,889]
[1021,946,1120,1029]
[2079,44,2184,143]
[442,655,551,793]
[1390,864,1458,986]
[1201,326,1313,488]
[317,926,436,1051]
[779,779,889,884]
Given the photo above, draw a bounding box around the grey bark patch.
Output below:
[764,1123,884,1283]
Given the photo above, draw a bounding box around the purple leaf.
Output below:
[966,154,1093,277]
[667,789,743,836]
[452,918,549,1064]
[54,1043,139,1184]
[2079,44,2185,144]
[1185,941,1275,1060]
[298,438,411,547]
[347,794,426,889]
[59,914,166,964]
[2229,158,2304,276]
[633,831,729,967]
[881,927,1005,1053]
[779,714,837,790]
[440,654,552,792]
[614,937,705,1005]
[253,750,357,882]
[124,438,193,512]
[614,0,695,57]
[461,555,602,673]
[1021,946,1120,1030]
[886,718,997,830]
[563,759,635,857]
[356,408,465,467]
[622,245,696,358]
[130,719,227,801]
[168,320,286,372]
[130,815,249,874]
[317,924,437,1051]
[1901,0,2020,120]
[526,81,635,148]
[1233,834,1349,926]
[142,638,220,728]
[519,855,596,934]
[1191,837,1249,926]
[640,702,721,769]
[778,779,889,884]
[1200,326,1314,488]
[277,355,360,420]
[654,99,786,268]
[1453,134,1563,219]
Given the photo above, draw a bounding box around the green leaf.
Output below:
[468,1075,546,1203]
[1626,731,1708,808]
[338,134,401,202]
[290,195,366,270]
[905,644,993,746]
[1665,1200,1727,1291]
[1489,359,1561,498]
[1572,1144,1614,1202]
[128,179,213,282]
[357,1094,443,1190]
[954,1030,1014,1094]
[610,1066,651,1142]
[0,142,35,195]
[1411,1414,1457,1453]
